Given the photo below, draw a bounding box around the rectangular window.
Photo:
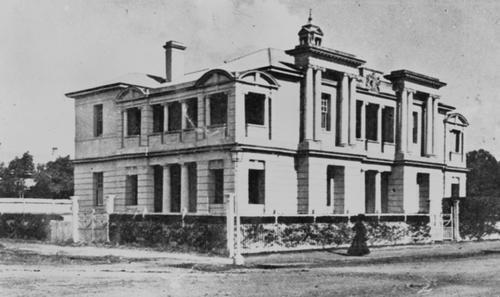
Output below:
[412,111,418,144]
[382,106,394,143]
[93,172,103,206]
[209,93,227,126]
[125,175,138,205]
[320,93,331,131]
[209,169,224,204]
[185,98,198,129]
[356,100,363,138]
[126,108,141,136]
[451,183,460,197]
[93,104,103,137]
[248,169,265,204]
[365,103,378,141]
[152,105,164,133]
[168,101,182,131]
[245,93,266,125]
[451,130,461,153]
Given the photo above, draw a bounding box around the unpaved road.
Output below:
[1,251,499,296]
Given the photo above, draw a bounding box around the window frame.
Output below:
[125,174,138,206]
[248,169,265,205]
[382,106,395,143]
[93,104,103,137]
[126,107,141,136]
[209,93,228,127]
[245,92,266,126]
[93,172,104,206]
[184,98,198,130]
[152,104,164,133]
[320,93,331,131]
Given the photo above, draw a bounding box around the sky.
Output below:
[0,0,499,164]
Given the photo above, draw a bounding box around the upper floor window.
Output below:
[451,129,462,153]
[412,112,418,144]
[93,104,103,137]
[356,100,363,139]
[365,103,379,141]
[168,102,182,131]
[126,107,141,136]
[321,93,331,131]
[382,106,394,143]
[152,104,164,133]
[209,93,227,126]
[245,93,266,125]
[185,98,198,129]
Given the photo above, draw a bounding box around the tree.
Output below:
[466,149,500,197]
[29,156,74,199]
[0,152,35,197]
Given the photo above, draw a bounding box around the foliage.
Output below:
[108,218,227,254]
[29,156,74,198]
[0,152,35,197]
[466,149,500,197]
[0,213,64,240]
[460,196,500,240]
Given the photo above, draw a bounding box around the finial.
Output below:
[308,9,312,24]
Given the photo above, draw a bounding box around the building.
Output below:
[66,16,468,240]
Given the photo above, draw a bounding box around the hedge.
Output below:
[0,213,64,240]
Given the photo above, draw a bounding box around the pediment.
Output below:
[116,86,149,101]
[445,113,469,127]
[195,69,234,88]
[237,70,279,89]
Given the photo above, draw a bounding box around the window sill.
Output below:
[383,141,395,146]
[366,139,379,144]
[246,123,266,127]
[208,124,227,129]
[164,130,181,134]
[125,135,140,138]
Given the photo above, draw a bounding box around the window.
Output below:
[93,172,103,206]
[320,93,331,131]
[209,169,224,204]
[185,99,198,129]
[245,93,266,125]
[412,112,418,144]
[365,103,379,141]
[356,100,363,138]
[125,175,138,205]
[93,104,103,137]
[168,101,182,131]
[126,108,141,136]
[152,105,164,133]
[209,93,227,126]
[451,130,461,153]
[248,169,265,204]
[451,182,460,198]
[382,106,394,143]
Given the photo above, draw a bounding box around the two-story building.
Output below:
[66,16,468,240]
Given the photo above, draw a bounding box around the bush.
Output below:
[460,196,500,240]
[0,213,64,240]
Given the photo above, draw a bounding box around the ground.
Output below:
[1,241,500,297]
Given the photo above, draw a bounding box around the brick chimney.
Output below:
[163,40,186,83]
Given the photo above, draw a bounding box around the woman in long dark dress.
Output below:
[347,215,370,256]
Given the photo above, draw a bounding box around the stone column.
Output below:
[180,163,189,213]
[163,104,169,132]
[348,75,357,145]
[162,165,171,213]
[120,111,125,148]
[406,90,414,154]
[398,87,408,154]
[425,94,433,156]
[123,109,128,137]
[433,96,439,155]
[374,172,381,213]
[303,66,314,141]
[339,74,349,146]
[313,68,322,141]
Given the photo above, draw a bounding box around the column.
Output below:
[162,165,170,213]
[303,66,314,141]
[425,95,433,156]
[433,96,438,155]
[180,163,189,213]
[377,105,383,144]
[180,101,187,142]
[163,104,169,132]
[453,199,461,241]
[360,102,366,141]
[374,171,381,213]
[348,75,357,145]
[406,90,414,154]
[120,111,125,148]
[123,110,128,137]
[339,74,349,146]
[398,88,408,154]
[313,68,322,141]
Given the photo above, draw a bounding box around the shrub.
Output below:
[460,196,500,240]
[0,213,63,240]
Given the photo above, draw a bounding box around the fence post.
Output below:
[70,196,80,243]
[226,193,235,258]
[104,195,115,242]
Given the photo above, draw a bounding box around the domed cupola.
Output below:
[298,10,323,47]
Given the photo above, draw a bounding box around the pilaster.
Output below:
[162,165,171,213]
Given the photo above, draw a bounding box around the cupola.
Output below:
[298,10,323,47]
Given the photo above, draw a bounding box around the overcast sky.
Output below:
[0,0,499,164]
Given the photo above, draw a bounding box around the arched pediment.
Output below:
[116,86,149,101]
[236,70,279,89]
[445,113,469,127]
[195,69,234,88]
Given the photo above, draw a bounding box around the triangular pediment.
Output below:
[116,86,148,101]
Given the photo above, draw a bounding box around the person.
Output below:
[347,214,370,256]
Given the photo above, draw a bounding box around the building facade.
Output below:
[67,17,468,240]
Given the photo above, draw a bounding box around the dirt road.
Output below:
[1,249,499,297]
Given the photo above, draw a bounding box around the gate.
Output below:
[442,213,453,240]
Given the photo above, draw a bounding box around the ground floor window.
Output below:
[93,172,103,206]
[248,169,265,204]
[125,175,138,205]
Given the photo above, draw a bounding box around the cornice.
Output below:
[384,69,447,89]
[285,45,366,68]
